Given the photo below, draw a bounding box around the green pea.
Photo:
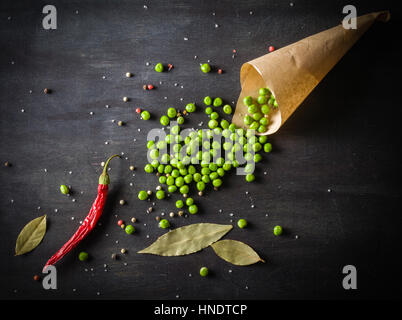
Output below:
[273,100,278,108]
[243,96,253,106]
[193,173,202,182]
[273,225,283,236]
[160,115,170,126]
[254,153,262,163]
[212,178,222,187]
[147,140,155,149]
[78,252,89,261]
[144,164,154,173]
[217,168,225,177]
[199,266,208,277]
[208,119,218,129]
[228,123,237,132]
[244,115,253,126]
[252,112,263,121]
[244,153,253,162]
[157,141,167,149]
[258,135,268,144]
[141,110,151,120]
[253,143,262,152]
[167,107,177,118]
[257,95,268,104]
[258,125,267,133]
[222,162,231,171]
[213,97,223,107]
[159,219,170,229]
[171,169,179,178]
[248,104,258,114]
[237,219,247,228]
[186,103,196,113]
[168,185,177,193]
[179,185,189,194]
[186,197,194,206]
[216,157,225,167]
[245,174,255,182]
[259,117,269,126]
[176,200,184,208]
[149,149,159,160]
[261,104,270,115]
[183,174,192,184]
[209,171,219,181]
[223,104,232,114]
[232,160,239,168]
[175,176,184,187]
[250,121,259,130]
[156,190,165,199]
[125,225,135,234]
[201,63,211,73]
[166,176,175,186]
[188,165,196,175]
[138,190,148,200]
[204,96,212,105]
[155,63,164,72]
[220,119,230,129]
[164,164,173,173]
[210,112,219,120]
[268,96,275,105]
[209,163,218,172]
[196,181,205,191]
[205,107,213,115]
[259,87,270,96]
[60,184,69,195]
[264,142,272,153]
[177,116,185,125]
[151,159,159,168]
[189,204,198,214]
[159,176,167,184]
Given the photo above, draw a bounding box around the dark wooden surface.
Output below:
[0,0,401,300]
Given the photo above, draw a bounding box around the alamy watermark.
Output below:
[342,265,357,290]
[342,5,357,30]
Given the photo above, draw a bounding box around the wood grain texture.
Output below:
[0,0,401,299]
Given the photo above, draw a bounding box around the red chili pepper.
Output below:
[43,155,120,271]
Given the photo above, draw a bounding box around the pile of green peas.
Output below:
[138,96,273,215]
[243,87,278,133]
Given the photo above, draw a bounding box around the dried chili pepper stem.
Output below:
[43,154,120,271]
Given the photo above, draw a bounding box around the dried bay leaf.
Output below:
[15,214,47,256]
[138,223,232,256]
[211,239,264,266]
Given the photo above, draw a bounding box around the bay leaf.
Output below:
[211,239,265,266]
[15,214,47,256]
[138,223,232,256]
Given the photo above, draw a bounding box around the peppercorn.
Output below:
[168,63,174,71]
[4,161,10,167]
[117,220,124,226]
[178,210,184,217]
[43,88,50,94]
[126,72,132,78]
[123,97,129,102]
[129,165,135,171]
[143,85,147,90]
[147,190,152,195]
[111,253,118,260]
[119,200,125,205]
[269,46,275,52]
[183,110,187,115]
[136,107,141,114]
[198,191,203,196]
[120,224,125,229]
[33,275,40,281]
[155,216,160,221]
[117,121,124,126]
[148,207,153,213]
[147,84,154,90]
[131,217,137,223]
[218,69,223,74]
[120,248,126,254]
[169,212,175,217]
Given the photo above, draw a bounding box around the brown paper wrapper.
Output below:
[232,11,390,135]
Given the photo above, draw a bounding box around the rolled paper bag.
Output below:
[232,11,390,135]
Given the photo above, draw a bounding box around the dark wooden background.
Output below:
[0,0,401,300]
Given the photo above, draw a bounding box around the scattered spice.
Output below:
[4,161,10,167]
[155,216,160,221]
[129,165,135,171]
[111,253,118,260]
[117,220,124,226]
[143,85,147,90]
[168,63,174,71]
[125,72,132,78]
[135,108,141,114]
[147,84,154,90]
[117,121,124,126]
[123,97,129,102]
[218,69,223,74]
[178,210,184,217]
[268,45,275,52]
[43,88,50,94]
[131,217,137,223]
[33,275,40,281]
[120,248,126,254]
[119,199,125,205]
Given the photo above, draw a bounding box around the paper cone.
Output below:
[232,11,390,135]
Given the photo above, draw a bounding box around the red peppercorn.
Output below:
[117,220,124,226]
[218,69,223,74]
[33,275,40,281]
[268,46,275,52]
[147,84,154,90]
[168,64,173,71]
[232,49,237,53]
[136,107,141,114]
